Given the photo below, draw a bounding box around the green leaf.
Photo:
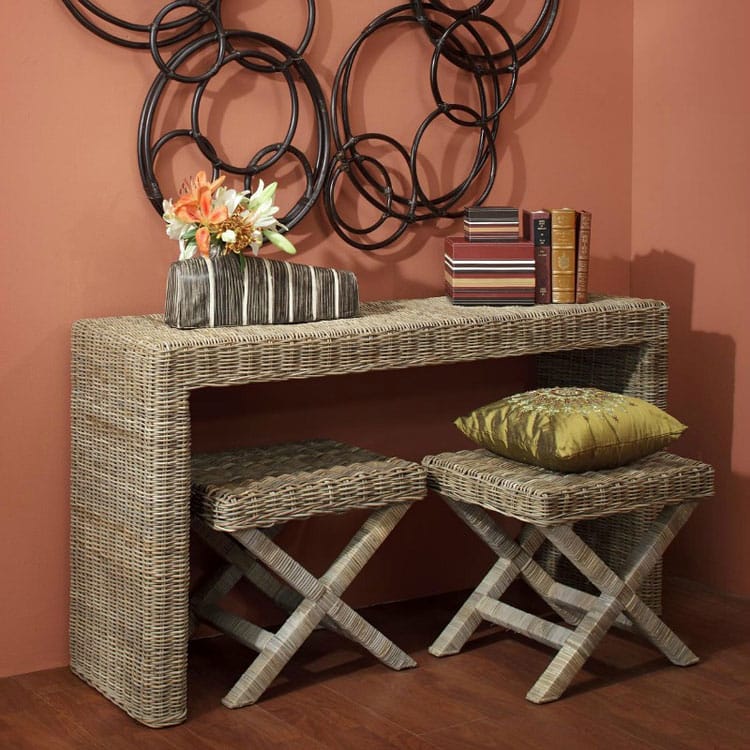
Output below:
[263,228,296,254]
[258,181,278,204]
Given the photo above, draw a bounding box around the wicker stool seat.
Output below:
[190,439,426,708]
[424,449,714,703]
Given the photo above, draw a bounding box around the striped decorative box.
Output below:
[464,206,529,242]
[165,254,359,329]
[445,237,536,306]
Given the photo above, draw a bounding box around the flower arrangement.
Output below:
[162,171,296,260]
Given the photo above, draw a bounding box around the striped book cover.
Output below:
[463,206,529,242]
[165,254,359,329]
[444,237,535,306]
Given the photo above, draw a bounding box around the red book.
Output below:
[529,210,551,304]
[445,237,535,260]
[575,210,592,304]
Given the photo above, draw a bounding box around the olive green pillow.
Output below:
[454,387,687,473]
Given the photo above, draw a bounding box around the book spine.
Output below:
[529,210,551,304]
[549,208,577,303]
[575,210,591,304]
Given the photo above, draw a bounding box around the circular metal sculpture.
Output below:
[63,0,328,231]
[62,0,558,250]
[137,29,330,230]
[60,0,221,50]
[325,1,559,250]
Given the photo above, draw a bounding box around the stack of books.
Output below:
[444,205,592,306]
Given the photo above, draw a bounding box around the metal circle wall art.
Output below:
[61,0,559,250]
[326,1,558,250]
[137,28,330,230]
[60,0,221,49]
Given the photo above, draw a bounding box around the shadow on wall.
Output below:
[632,250,747,594]
[499,0,581,207]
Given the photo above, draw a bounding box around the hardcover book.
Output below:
[529,209,551,304]
[575,210,592,304]
[549,208,577,303]
[444,237,535,306]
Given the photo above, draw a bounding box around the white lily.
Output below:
[237,179,296,255]
[179,238,197,260]
[214,186,250,215]
[163,198,192,241]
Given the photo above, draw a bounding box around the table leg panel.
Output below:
[70,343,191,727]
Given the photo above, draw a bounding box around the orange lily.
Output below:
[175,170,224,205]
[195,226,211,257]
[173,171,227,225]
[173,172,229,258]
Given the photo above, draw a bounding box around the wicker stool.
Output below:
[423,449,714,703]
[190,439,426,708]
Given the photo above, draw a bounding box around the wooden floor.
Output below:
[2,578,749,749]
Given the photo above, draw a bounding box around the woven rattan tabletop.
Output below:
[74,295,667,348]
[72,295,668,387]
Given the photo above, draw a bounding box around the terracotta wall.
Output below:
[632,1,750,596]
[1,0,635,677]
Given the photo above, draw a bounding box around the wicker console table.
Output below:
[70,295,669,727]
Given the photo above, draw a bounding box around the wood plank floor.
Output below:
[1,578,748,749]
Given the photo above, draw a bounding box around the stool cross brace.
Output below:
[192,504,416,708]
[430,499,699,703]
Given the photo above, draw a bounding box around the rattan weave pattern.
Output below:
[73,295,668,388]
[423,450,714,526]
[426,450,711,703]
[70,294,670,727]
[192,440,427,530]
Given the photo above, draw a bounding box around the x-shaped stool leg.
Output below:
[192,504,416,708]
[532,501,699,702]
[430,499,698,703]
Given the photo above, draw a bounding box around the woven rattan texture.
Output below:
[423,450,714,526]
[192,440,427,530]
[70,295,669,727]
[534,339,669,602]
[72,295,668,388]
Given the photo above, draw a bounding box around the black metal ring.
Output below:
[326,2,506,247]
[329,154,397,236]
[331,5,493,215]
[61,0,217,49]
[335,133,417,221]
[412,0,558,72]
[190,48,299,174]
[138,29,330,231]
[410,103,497,218]
[150,1,226,83]
[325,156,411,251]
[429,14,517,127]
